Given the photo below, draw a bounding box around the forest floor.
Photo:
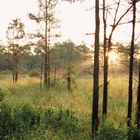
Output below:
[0,72,139,140]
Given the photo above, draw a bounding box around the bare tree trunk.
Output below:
[102,0,108,116]
[40,54,44,90]
[136,57,140,128]
[13,52,17,83]
[47,23,51,88]
[102,0,133,118]
[44,0,48,87]
[127,0,136,128]
[15,68,18,82]
[92,0,100,135]
[66,44,72,92]
[12,39,15,84]
[15,53,18,83]
[67,65,71,91]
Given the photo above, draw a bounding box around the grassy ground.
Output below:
[0,72,139,139]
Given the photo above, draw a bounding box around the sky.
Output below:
[0,0,94,46]
[0,0,140,47]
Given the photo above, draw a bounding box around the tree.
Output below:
[51,41,84,89]
[6,18,25,83]
[127,0,137,128]
[64,41,76,92]
[102,0,107,116]
[137,50,140,128]
[0,45,12,71]
[63,0,100,135]
[29,0,59,88]
[92,0,100,134]
[102,0,133,117]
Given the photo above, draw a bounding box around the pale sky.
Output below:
[0,0,140,47]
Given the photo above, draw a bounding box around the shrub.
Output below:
[21,104,40,128]
[97,122,127,140]
[29,70,40,77]
[0,89,5,102]
[0,102,41,139]
[8,86,17,94]
[0,102,82,139]
[130,128,140,140]
[0,69,11,75]
[50,78,66,91]
[44,108,80,134]
[0,102,12,139]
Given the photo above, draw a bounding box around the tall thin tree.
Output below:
[29,0,59,88]
[92,0,100,134]
[127,0,136,128]
[102,0,132,117]
[44,0,49,87]
[63,0,100,135]
[102,0,107,116]
[6,19,25,83]
[136,50,140,128]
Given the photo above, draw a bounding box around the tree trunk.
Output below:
[12,52,18,83]
[44,0,48,87]
[12,69,15,84]
[102,0,108,116]
[102,0,132,117]
[40,55,44,90]
[92,0,100,135]
[127,1,136,127]
[15,53,18,83]
[67,65,71,91]
[137,58,140,128]
[47,24,51,88]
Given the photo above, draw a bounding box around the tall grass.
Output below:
[0,73,139,139]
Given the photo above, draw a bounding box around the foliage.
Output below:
[21,54,42,71]
[6,18,27,56]
[50,78,66,90]
[97,122,127,140]
[0,89,5,102]
[0,40,91,73]
[129,127,140,140]
[29,69,40,77]
[0,96,83,140]
[0,52,12,71]
[0,102,12,139]
[0,102,40,139]
[44,108,80,134]
[51,41,90,68]
[0,73,140,139]
[28,0,59,54]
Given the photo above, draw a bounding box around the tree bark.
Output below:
[15,52,19,83]
[137,58,140,128]
[127,0,136,127]
[44,0,48,87]
[47,22,51,88]
[67,66,71,91]
[92,0,100,135]
[102,0,108,116]
[102,1,132,117]
[40,54,44,90]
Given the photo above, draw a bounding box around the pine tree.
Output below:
[6,19,25,83]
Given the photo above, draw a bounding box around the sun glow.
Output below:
[108,51,118,61]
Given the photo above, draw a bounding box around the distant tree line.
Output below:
[0,41,91,72]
